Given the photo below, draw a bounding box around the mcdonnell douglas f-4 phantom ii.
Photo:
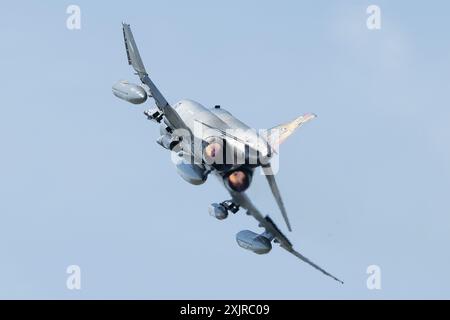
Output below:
[113,22,343,284]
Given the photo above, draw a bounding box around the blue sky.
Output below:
[0,1,449,299]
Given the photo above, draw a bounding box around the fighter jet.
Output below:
[113,23,343,284]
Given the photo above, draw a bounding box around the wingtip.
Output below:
[331,276,345,285]
[283,216,292,233]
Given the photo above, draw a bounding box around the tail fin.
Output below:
[268,113,317,148]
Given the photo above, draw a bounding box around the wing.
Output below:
[229,190,344,284]
[261,163,292,232]
[122,22,188,131]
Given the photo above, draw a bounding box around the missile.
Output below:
[236,230,272,254]
[112,80,147,104]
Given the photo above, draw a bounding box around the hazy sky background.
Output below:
[1,1,449,299]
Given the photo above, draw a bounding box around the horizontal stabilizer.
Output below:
[262,163,292,232]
